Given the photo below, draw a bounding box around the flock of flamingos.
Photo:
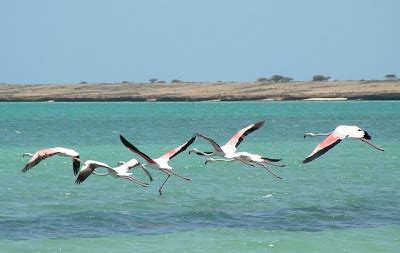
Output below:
[21,121,384,195]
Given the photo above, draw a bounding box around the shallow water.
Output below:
[0,101,399,252]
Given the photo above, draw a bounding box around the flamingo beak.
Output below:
[363,131,371,140]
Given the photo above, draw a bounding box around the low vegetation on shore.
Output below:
[0,78,399,102]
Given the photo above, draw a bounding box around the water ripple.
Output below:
[1,204,399,240]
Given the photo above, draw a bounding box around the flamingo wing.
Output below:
[160,135,196,161]
[224,121,265,150]
[72,157,81,176]
[119,135,156,164]
[303,133,342,163]
[21,148,60,173]
[75,161,111,184]
[119,158,141,170]
[116,158,153,182]
[196,133,223,152]
[22,153,43,172]
[75,163,96,184]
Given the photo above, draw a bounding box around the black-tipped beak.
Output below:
[363,131,371,140]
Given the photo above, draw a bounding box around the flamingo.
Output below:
[116,160,154,182]
[22,147,80,175]
[119,134,196,195]
[197,133,284,179]
[189,120,266,159]
[231,151,284,179]
[303,125,384,163]
[190,120,283,170]
[75,159,150,187]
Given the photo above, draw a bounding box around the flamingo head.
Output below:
[341,126,371,139]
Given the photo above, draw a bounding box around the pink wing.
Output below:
[160,135,196,161]
[224,121,265,150]
[21,148,60,173]
[303,133,342,163]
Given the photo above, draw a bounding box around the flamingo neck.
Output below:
[190,148,213,156]
[304,132,330,138]
[92,171,109,176]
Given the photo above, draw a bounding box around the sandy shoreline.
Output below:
[0,80,399,101]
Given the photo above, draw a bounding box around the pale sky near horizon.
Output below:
[0,0,399,84]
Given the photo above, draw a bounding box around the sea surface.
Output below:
[0,101,399,252]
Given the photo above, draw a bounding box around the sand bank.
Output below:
[0,80,399,101]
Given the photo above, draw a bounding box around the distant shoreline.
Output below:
[0,80,399,102]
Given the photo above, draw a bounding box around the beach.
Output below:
[1,80,400,101]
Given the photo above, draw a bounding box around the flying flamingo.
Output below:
[196,133,284,179]
[190,120,283,167]
[75,159,151,187]
[117,160,154,182]
[303,125,384,163]
[119,134,196,195]
[189,121,266,159]
[22,147,80,175]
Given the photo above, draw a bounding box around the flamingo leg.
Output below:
[205,158,235,164]
[260,160,286,167]
[160,168,192,181]
[258,163,283,180]
[124,176,149,187]
[158,174,171,195]
[234,157,257,167]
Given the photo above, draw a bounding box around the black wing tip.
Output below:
[303,155,317,163]
[74,175,83,184]
[21,164,32,173]
[119,134,128,143]
[73,157,80,176]
[75,174,87,184]
[120,134,135,148]
[256,120,266,127]
[188,135,197,144]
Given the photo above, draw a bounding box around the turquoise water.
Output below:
[0,101,399,252]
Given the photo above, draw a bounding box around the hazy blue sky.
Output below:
[0,0,399,83]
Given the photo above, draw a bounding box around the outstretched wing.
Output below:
[196,133,223,152]
[160,135,196,161]
[21,148,60,173]
[22,153,43,173]
[303,134,342,163]
[75,161,111,184]
[119,135,156,164]
[72,156,81,176]
[223,121,265,151]
[119,158,142,170]
[75,163,96,184]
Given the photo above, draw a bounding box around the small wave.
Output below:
[0,204,398,240]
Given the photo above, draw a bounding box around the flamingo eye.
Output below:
[358,129,362,131]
